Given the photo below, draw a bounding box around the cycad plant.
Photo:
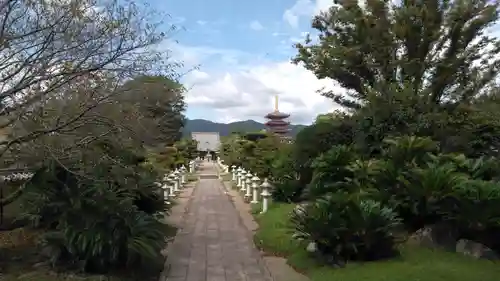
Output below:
[291,191,401,262]
[382,135,438,167]
[305,145,357,199]
[401,161,469,230]
[19,141,169,273]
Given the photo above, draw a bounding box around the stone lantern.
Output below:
[251,175,260,204]
[157,181,168,200]
[168,173,177,196]
[260,178,272,214]
[236,167,243,187]
[245,174,253,202]
[160,175,169,199]
[175,169,182,190]
[231,165,237,181]
[189,160,194,173]
[172,170,180,193]
[239,169,247,192]
[180,165,187,184]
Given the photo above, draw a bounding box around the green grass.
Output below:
[186,173,198,182]
[231,182,240,190]
[253,203,500,281]
[221,173,232,182]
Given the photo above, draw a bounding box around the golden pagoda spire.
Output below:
[274,95,279,112]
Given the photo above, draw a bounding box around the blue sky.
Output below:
[145,0,341,124]
[162,0,306,58]
[142,0,500,125]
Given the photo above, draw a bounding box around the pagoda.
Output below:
[264,95,290,137]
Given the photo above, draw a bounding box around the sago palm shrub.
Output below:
[399,161,469,230]
[291,191,401,263]
[444,179,500,252]
[18,142,169,273]
[304,145,357,199]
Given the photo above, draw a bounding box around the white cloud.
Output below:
[283,10,300,29]
[314,0,334,14]
[249,20,264,31]
[177,43,342,124]
[284,0,372,28]
[272,32,286,37]
[283,0,331,28]
[196,20,207,26]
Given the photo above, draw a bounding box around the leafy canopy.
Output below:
[294,0,500,109]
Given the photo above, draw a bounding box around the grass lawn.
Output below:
[221,173,232,182]
[253,203,500,281]
[186,173,198,182]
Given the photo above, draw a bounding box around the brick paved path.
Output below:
[162,162,273,281]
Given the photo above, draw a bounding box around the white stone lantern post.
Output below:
[168,173,178,195]
[175,169,182,190]
[260,178,272,214]
[245,175,252,202]
[236,167,243,188]
[189,160,194,173]
[161,175,169,199]
[167,177,175,198]
[231,165,237,181]
[157,182,168,200]
[172,171,180,193]
[251,175,260,204]
[240,170,248,193]
[180,165,187,184]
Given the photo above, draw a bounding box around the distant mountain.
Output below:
[182,119,306,137]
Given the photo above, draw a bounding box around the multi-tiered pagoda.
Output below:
[264,95,290,137]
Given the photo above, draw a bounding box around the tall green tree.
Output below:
[120,75,186,146]
[294,0,500,110]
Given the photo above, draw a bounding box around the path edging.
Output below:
[158,179,199,281]
[220,178,310,281]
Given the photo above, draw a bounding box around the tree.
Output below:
[294,0,500,110]
[0,0,172,162]
[294,113,355,186]
[119,75,186,147]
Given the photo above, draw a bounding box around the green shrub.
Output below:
[270,144,303,202]
[395,162,469,230]
[271,179,303,203]
[448,180,500,230]
[463,156,500,181]
[381,136,438,167]
[291,192,401,263]
[293,115,355,188]
[304,145,357,199]
[18,142,169,273]
[270,142,296,181]
[441,179,500,252]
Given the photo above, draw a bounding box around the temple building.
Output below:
[264,95,291,138]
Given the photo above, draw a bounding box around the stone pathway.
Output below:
[161,161,273,281]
